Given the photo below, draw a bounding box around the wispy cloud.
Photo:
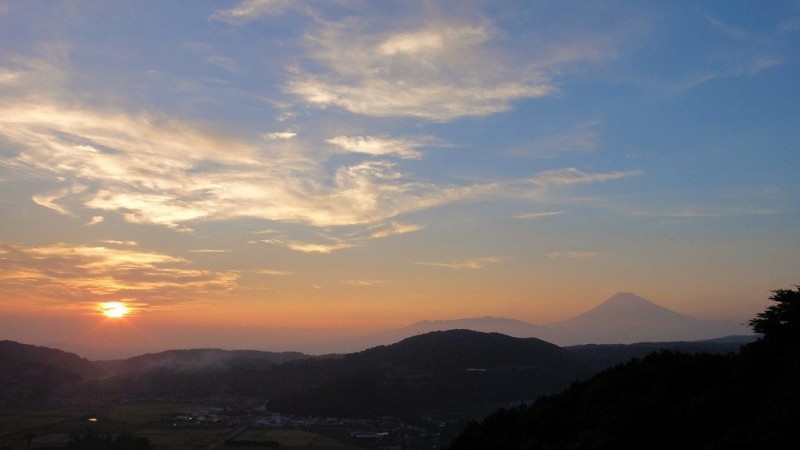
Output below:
[0,241,238,307]
[664,9,784,93]
[0,54,637,248]
[205,54,240,73]
[528,168,641,187]
[86,215,105,226]
[32,185,85,216]
[261,238,355,254]
[253,268,294,276]
[101,240,138,246]
[1,101,442,228]
[1,101,637,231]
[417,256,503,270]
[188,249,231,253]
[369,222,424,239]
[210,0,293,23]
[510,122,600,159]
[343,279,384,286]
[327,135,425,159]
[266,131,297,140]
[0,68,20,84]
[285,19,606,120]
[629,208,782,218]
[547,251,598,259]
[700,10,771,45]
[511,211,566,220]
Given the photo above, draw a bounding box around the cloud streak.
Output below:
[547,251,598,260]
[511,211,566,220]
[417,256,504,270]
[0,241,238,308]
[210,0,293,23]
[287,22,564,120]
[1,100,636,237]
[511,122,600,159]
[327,135,425,159]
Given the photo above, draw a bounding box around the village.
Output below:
[155,399,449,449]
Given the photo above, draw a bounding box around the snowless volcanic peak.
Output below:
[575,292,693,322]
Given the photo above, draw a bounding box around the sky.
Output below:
[1,1,799,357]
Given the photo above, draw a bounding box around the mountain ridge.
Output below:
[322,292,750,352]
[0,327,753,413]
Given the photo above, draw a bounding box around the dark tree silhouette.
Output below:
[748,286,800,342]
[36,428,154,450]
[449,284,800,450]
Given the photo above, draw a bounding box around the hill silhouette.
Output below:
[85,330,594,418]
[269,330,593,417]
[96,348,309,377]
[1,327,755,416]
[0,340,99,404]
[449,286,800,449]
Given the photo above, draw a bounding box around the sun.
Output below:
[100,301,129,319]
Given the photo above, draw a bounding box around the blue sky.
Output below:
[0,1,798,353]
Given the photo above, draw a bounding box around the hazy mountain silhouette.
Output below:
[332,293,750,352]
[537,292,749,345]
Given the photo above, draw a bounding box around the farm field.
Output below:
[223,429,362,449]
[0,403,361,450]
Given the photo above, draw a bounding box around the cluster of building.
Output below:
[168,403,449,448]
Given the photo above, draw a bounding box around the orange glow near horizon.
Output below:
[99,301,130,319]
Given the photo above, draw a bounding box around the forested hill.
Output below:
[92,330,594,418]
[1,329,753,415]
[95,348,310,377]
[449,287,800,449]
[269,330,594,417]
[0,340,100,404]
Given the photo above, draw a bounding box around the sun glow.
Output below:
[100,301,129,318]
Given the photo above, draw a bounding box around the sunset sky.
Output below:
[1,1,799,357]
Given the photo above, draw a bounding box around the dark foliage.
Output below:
[267,330,593,417]
[565,339,752,372]
[36,427,153,450]
[749,286,800,342]
[449,286,800,449]
[0,340,99,404]
[92,330,593,418]
[95,348,309,377]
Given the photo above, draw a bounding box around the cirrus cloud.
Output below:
[327,135,425,159]
[287,23,558,120]
[416,256,504,270]
[0,97,638,249]
[0,241,238,307]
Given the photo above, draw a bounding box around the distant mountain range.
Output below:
[317,292,751,353]
[0,292,753,415]
[0,328,754,418]
[537,292,750,345]
[43,292,751,357]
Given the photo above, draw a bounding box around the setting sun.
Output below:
[100,302,129,319]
